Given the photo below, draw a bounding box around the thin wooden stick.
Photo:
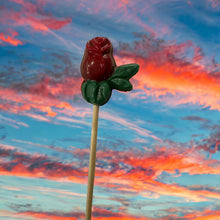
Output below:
[86,105,99,220]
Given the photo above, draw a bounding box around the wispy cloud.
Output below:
[0,114,28,128]
[75,0,171,37]
[100,112,162,141]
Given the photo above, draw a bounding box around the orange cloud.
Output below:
[1,208,151,220]
[0,209,149,220]
[121,148,220,176]
[91,146,220,202]
[1,144,220,202]
[18,212,79,220]
[0,147,87,184]
[136,60,220,110]
[1,208,220,220]
[115,38,220,110]
[94,172,220,202]
[183,209,220,220]
[0,31,23,46]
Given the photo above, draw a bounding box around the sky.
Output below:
[0,0,220,219]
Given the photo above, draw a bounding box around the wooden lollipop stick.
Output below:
[86,104,99,220]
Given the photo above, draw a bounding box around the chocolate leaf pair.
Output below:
[81,63,139,106]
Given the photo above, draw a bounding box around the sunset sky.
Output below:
[0,0,220,219]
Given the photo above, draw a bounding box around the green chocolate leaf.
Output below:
[81,80,111,106]
[81,80,89,102]
[109,63,139,80]
[81,80,98,104]
[109,78,132,91]
[96,81,112,105]
[86,80,99,104]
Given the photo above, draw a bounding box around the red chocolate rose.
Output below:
[80,37,116,82]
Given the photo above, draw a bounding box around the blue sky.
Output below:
[0,0,220,219]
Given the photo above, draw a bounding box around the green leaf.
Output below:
[96,81,112,105]
[109,63,139,80]
[81,80,98,104]
[81,80,89,102]
[81,80,112,106]
[109,78,132,91]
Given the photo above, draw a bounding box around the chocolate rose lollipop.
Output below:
[81,37,139,106]
[81,37,139,220]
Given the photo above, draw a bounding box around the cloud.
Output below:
[0,0,72,48]
[181,116,209,122]
[16,211,82,220]
[3,0,72,33]
[2,207,220,220]
[0,76,81,118]
[194,131,220,158]
[1,142,220,202]
[183,209,220,220]
[0,146,87,183]
[96,152,220,202]
[0,114,28,128]
[0,74,161,140]
[12,138,77,154]
[76,146,220,202]
[0,209,144,220]
[161,208,220,220]
[208,0,220,8]
[0,31,23,46]
[0,207,152,220]
[100,112,162,141]
[115,33,220,110]
[75,0,170,37]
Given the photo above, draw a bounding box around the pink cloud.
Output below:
[0,76,81,119]
[208,0,220,8]
[1,0,72,35]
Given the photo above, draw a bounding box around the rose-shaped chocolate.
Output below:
[81,37,139,106]
[80,37,116,82]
